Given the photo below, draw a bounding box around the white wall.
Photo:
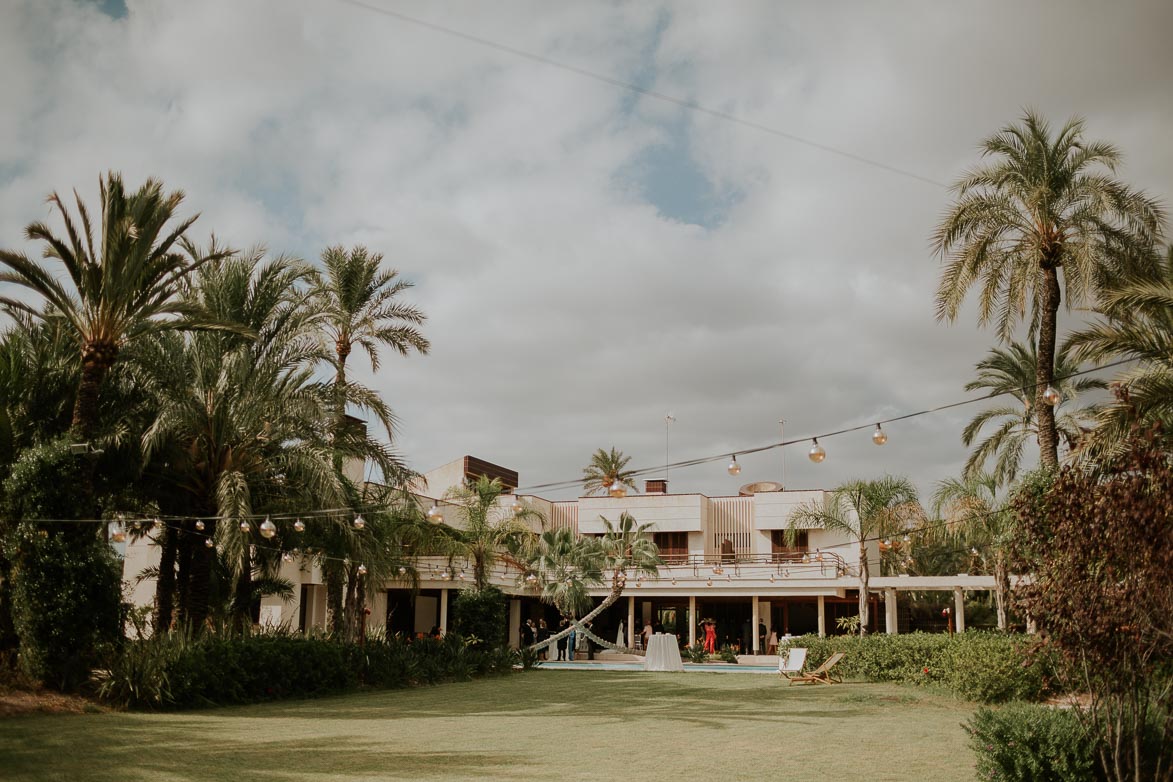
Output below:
[578,494,705,534]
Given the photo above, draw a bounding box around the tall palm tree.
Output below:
[516,511,661,652]
[314,244,429,447]
[932,111,1164,469]
[962,341,1105,486]
[1067,245,1173,459]
[581,447,637,496]
[788,477,922,636]
[136,250,388,631]
[0,172,232,442]
[932,472,1015,630]
[442,475,540,591]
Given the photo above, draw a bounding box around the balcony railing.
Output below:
[653,551,850,577]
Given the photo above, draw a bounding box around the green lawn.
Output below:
[0,671,979,781]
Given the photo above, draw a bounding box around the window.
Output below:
[771,530,808,561]
[653,532,688,563]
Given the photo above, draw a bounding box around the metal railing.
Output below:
[652,551,851,578]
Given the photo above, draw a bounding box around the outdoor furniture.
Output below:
[788,651,845,685]
[643,633,684,672]
[777,647,808,679]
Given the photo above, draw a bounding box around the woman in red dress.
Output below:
[703,620,717,654]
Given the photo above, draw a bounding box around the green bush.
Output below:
[779,631,1053,703]
[9,527,123,691]
[95,632,190,709]
[683,642,708,664]
[451,587,507,648]
[717,645,738,664]
[967,704,1099,782]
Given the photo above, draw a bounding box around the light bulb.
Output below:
[1041,386,1061,406]
[706,579,713,587]
[398,566,407,576]
[205,538,214,548]
[195,520,205,531]
[260,517,277,539]
[110,523,126,543]
[511,497,524,514]
[872,424,888,446]
[282,552,292,563]
[239,520,250,533]
[671,578,677,585]
[357,564,367,576]
[769,574,776,583]
[608,481,627,498]
[808,439,826,463]
[427,504,443,521]
[883,539,891,547]
[353,514,365,530]
[727,455,741,476]
[293,519,305,533]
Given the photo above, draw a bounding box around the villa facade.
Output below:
[122,455,996,651]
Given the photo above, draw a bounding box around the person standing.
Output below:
[556,618,569,660]
[703,620,717,654]
[641,621,653,650]
[537,619,550,660]
[758,620,767,654]
[567,621,576,661]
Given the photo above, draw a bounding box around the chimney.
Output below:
[645,479,668,495]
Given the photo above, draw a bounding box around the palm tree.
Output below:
[516,511,660,652]
[932,473,1015,630]
[581,447,637,496]
[442,475,540,591]
[0,172,232,442]
[136,250,388,631]
[788,477,922,636]
[932,111,1164,469]
[1067,245,1173,459]
[962,341,1105,486]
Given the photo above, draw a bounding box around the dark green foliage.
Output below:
[99,631,516,710]
[967,705,1099,782]
[451,586,507,648]
[683,642,708,663]
[9,527,123,691]
[2,438,90,524]
[780,631,1054,703]
[717,645,738,664]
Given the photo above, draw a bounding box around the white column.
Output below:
[439,587,449,635]
[688,595,697,647]
[817,595,826,638]
[627,595,635,648]
[885,588,898,635]
[751,595,760,653]
[953,586,966,633]
[508,599,521,649]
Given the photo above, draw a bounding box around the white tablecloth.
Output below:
[643,633,684,672]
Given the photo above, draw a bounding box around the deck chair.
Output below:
[788,651,845,685]
[777,647,807,679]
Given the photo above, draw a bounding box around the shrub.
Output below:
[779,631,1053,703]
[683,642,708,664]
[717,645,738,664]
[451,587,507,649]
[95,632,189,709]
[9,526,123,691]
[967,704,1099,782]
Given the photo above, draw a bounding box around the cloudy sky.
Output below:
[2,0,1170,501]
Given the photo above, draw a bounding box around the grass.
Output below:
[0,671,978,781]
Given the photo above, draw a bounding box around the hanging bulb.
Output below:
[727,455,741,476]
[152,516,162,530]
[726,574,731,582]
[769,574,776,583]
[110,522,126,543]
[281,552,292,563]
[970,547,979,555]
[872,424,888,446]
[353,514,365,530]
[195,520,205,531]
[1042,386,1061,406]
[510,496,524,514]
[260,517,277,539]
[903,534,911,543]
[808,439,826,463]
[293,519,305,533]
[239,520,250,533]
[671,577,677,585]
[398,566,407,576]
[608,481,627,498]
[357,564,367,576]
[458,569,466,580]
[427,503,443,522]
[883,539,892,547]
[205,538,214,549]
[706,578,713,587]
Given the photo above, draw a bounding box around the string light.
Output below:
[1042,386,1061,406]
[260,517,277,539]
[511,496,524,514]
[110,522,126,543]
[357,564,367,576]
[608,481,627,498]
[872,424,888,446]
[293,519,305,533]
[204,538,214,548]
[427,503,443,521]
[239,520,250,533]
[808,439,826,463]
[727,455,741,476]
[353,514,365,530]
[398,566,407,576]
[195,520,205,531]
[282,552,292,563]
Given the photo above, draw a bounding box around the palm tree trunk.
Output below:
[186,517,216,634]
[343,568,359,642]
[326,562,345,637]
[232,547,253,635]
[994,555,1010,631]
[70,356,109,440]
[1036,266,1062,469]
[857,541,870,636]
[154,523,178,635]
[175,527,194,623]
[527,579,626,652]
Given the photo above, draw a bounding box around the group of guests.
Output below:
[520,617,593,660]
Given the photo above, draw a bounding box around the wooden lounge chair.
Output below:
[777,647,808,679]
[788,651,845,685]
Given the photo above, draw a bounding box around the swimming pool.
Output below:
[536,661,778,674]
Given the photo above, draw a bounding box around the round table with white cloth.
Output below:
[642,633,684,672]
